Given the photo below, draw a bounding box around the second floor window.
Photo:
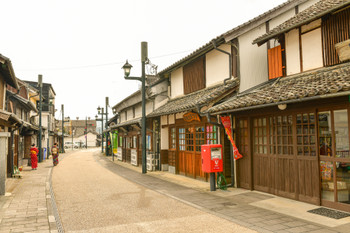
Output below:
[183,56,205,94]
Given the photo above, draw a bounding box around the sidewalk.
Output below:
[0,156,63,233]
[104,153,350,233]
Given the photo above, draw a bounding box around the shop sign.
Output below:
[183,112,200,122]
[220,116,243,160]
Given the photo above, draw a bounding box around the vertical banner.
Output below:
[220,116,243,160]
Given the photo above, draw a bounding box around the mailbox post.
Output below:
[201,144,223,191]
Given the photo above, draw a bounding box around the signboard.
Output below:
[220,116,243,160]
[183,112,200,122]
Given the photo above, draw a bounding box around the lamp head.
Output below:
[122,60,133,77]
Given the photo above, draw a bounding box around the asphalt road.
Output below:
[52,148,255,232]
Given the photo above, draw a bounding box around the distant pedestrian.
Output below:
[30,144,39,170]
[51,143,59,166]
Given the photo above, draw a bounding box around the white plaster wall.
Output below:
[269,8,296,48]
[301,28,323,71]
[170,68,184,98]
[146,101,153,115]
[161,127,169,150]
[169,114,175,125]
[176,112,184,119]
[285,29,301,75]
[135,104,142,118]
[299,0,319,12]
[206,44,231,86]
[120,111,126,122]
[76,133,97,147]
[239,25,268,92]
[127,108,133,120]
[161,115,168,126]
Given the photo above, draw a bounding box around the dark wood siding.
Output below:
[183,56,205,94]
[322,7,350,66]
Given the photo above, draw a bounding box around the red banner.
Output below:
[220,116,243,160]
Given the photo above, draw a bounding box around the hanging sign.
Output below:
[183,112,200,122]
[220,116,243,160]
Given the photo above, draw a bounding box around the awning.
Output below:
[208,62,350,114]
[148,78,239,117]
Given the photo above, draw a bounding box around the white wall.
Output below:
[161,127,168,150]
[269,8,296,48]
[146,101,153,115]
[206,44,231,86]
[127,108,133,120]
[161,115,168,126]
[285,29,301,75]
[169,114,175,124]
[135,103,142,118]
[170,68,184,98]
[301,28,323,71]
[239,25,268,92]
[76,133,97,147]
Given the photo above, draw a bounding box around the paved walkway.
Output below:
[1,148,350,233]
[104,153,350,233]
[0,155,63,233]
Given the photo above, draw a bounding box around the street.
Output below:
[52,148,255,232]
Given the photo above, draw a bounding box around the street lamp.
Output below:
[121,41,148,174]
[96,107,105,153]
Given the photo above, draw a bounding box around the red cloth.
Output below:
[30,147,39,169]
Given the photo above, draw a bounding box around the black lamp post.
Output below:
[38,75,43,162]
[122,41,148,174]
[96,106,105,153]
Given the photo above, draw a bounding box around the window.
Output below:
[253,118,267,154]
[296,113,316,156]
[268,45,283,79]
[146,135,151,150]
[183,56,205,94]
[206,125,217,145]
[133,136,137,149]
[170,127,176,149]
[270,115,293,155]
[195,127,205,152]
[179,128,185,151]
[322,7,350,66]
[185,127,194,151]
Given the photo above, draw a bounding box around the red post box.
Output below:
[201,144,223,173]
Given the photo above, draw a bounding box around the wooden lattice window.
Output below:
[322,7,350,66]
[183,56,205,94]
[185,127,194,151]
[170,127,176,149]
[206,125,217,145]
[270,115,293,155]
[195,126,205,152]
[179,128,185,151]
[297,113,316,156]
[253,118,268,154]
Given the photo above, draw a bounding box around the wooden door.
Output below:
[14,135,18,167]
[236,118,251,189]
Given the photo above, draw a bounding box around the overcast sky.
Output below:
[1,0,287,120]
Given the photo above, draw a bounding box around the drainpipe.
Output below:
[211,40,232,85]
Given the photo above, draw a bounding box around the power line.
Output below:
[17,49,193,72]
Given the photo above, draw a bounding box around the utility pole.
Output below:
[105,97,109,156]
[85,117,88,149]
[61,104,65,153]
[38,75,43,162]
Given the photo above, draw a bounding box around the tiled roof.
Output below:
[148,79,239,117]
[253,0,350,45]
[158,0,302,75]
[113,117,142,129]
[208,62,350,114]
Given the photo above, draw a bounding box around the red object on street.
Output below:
[201,144,223,173]
[30,147,39,169]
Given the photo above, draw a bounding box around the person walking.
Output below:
[51,143,59,166]
[30,144,39,170]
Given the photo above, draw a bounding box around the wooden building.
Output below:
[208,0,350,212]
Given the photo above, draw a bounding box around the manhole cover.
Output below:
[307,207,350,219]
